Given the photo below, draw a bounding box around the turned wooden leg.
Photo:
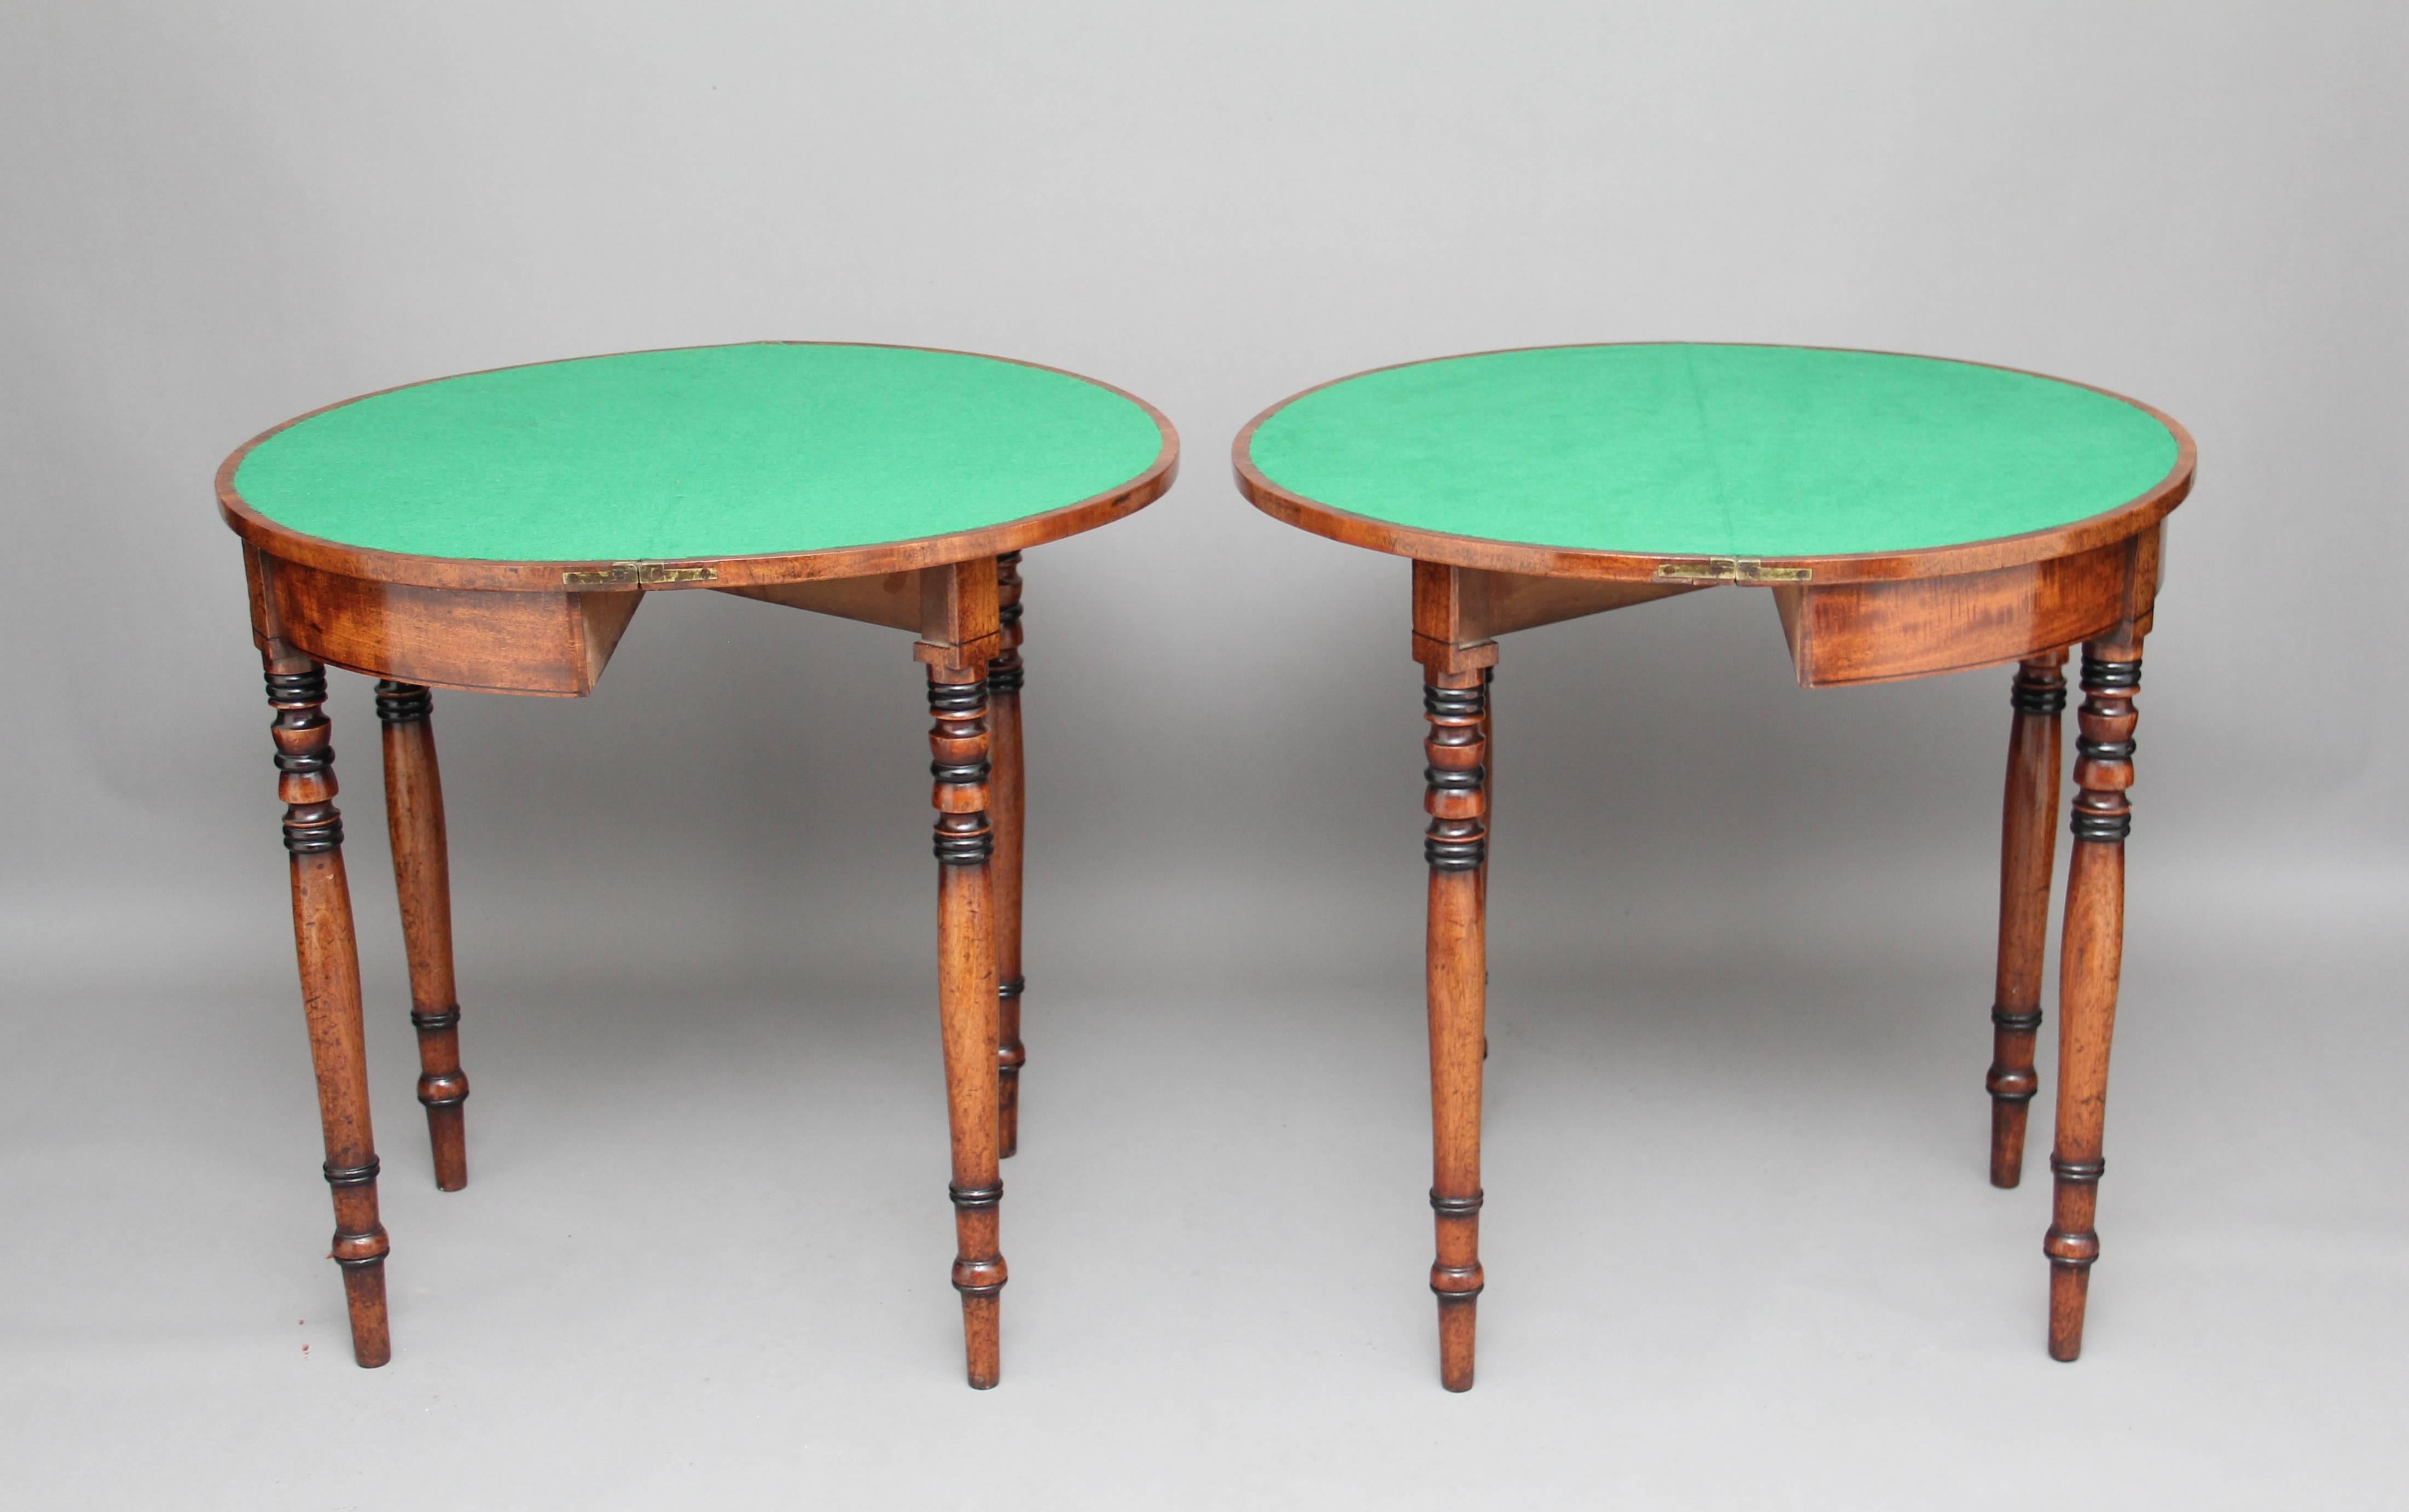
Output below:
[1986,652,2066,1187]
[1424,667,1490,1391]
[1476,666,1493,918]
[2046,636,2142,1360]
[989,553,1028,1159]
[1478,666,1493,1053]
[930,664,1007,1387]
[266,660,392,1368]
[376,682,470,1191]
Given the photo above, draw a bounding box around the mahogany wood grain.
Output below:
[928,661,1006,1388]
[1420,665,1490,1392]
[1414,561,1706,646]
[2047,629,2144,1360]
[219,344,1179,596]
[1987,652,2068,1188]
[264,657,392,1367]
[716,571,923,630]
[376,682,469,1191]
[1234,345,2193,589]
[914,557,1004,668]
[252,549,642,697]
[1771,528,2161,688]
[990,553,1028,1158]
[1476,666,1493,931]
[719,559,1013,666]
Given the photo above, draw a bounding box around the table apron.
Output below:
[247,548,640,696]
[1773,527,2161,688]
[245,548,1011,696]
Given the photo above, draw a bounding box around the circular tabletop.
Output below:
[221,343,1178,589]
[1235,344,2191,582]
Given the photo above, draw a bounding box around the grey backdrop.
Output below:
[4,3,2404,1507]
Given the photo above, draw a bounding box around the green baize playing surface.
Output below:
[235,344,1168,562]
[1246,345,2179,558]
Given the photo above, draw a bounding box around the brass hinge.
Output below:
[1652,557,1812,584]
[562,562,722,587]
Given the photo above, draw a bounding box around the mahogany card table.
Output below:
[1233,343,2193,1390]
[219,342,1177,1387]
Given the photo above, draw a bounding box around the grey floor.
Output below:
[4,833,2401,1508]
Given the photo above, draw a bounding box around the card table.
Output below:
[1232,342,2193,1389]
[219,341,1178,1386]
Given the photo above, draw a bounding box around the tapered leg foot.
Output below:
[422,1099,467,1193]
[377,681,471,1192]
[1987,653,2065,1188]
[1436,1293,1479,1392]
[2047,1252,2094,1360]
[950,1174,1006,1388]
[960,1300,1001,1388]
[930,663,1007,1387]
[340,1269,393,1366]
[2046,1156,2102,1361]
[268,661,392,1367]
[953,1203,1005,1390]
[328,1159,393,1368]
[2044,637,2142,1360]
[1986,1096,2028,1187]
[1423,666,1490,1391]
[990,553,1027,1159]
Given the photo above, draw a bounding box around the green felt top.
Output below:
[233,344,1169,562]
[1246,345,2180,559]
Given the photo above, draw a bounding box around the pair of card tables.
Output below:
[219,341,2190,1390]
